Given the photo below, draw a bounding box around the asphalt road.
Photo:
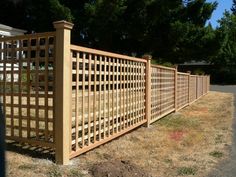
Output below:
[208,85,236,177]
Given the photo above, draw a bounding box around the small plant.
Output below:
[177,167,197,176]
[48,166,62,177]
[215,134,223,144]
[18,164,34,170]
[164,159,172,164]
[69,169,84,177]
[209,151,223,158]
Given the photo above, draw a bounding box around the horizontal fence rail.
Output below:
[1,21,210,164]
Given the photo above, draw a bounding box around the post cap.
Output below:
[53,20,74,30]
[142,54,152,60]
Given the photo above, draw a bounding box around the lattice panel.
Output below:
[0,33,55,147]
[177,73,189,109]
[151,66,175,122]
[190,76,197,103]
[71,46,146,154]
[197,77,203,98]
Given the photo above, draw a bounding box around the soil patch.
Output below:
[90,160,151,177]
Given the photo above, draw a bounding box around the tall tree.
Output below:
[231,0,236,15]
[0,0,218,64]
[0,0,73,32]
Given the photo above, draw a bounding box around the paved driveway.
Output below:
[208,85,236,177]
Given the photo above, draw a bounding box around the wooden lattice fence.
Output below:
[0,21,210,164]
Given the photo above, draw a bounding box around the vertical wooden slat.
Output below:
[10,40,14,137]
[93,55,97,143]
[103,56,106,138]
[174,66,178,112]
[27,39,31,138]
[127,61,130,126]
[188,73,191,105]
[116,59,119,133]
[138,62,141,122]
[119,59,122,131]
[82,53,85,147]
[18,40,22,138]
[99,56,102,140]
[131,62,134,125]
[120,59,123,130]
[102,57,107,138]
[75,53,79,150]
[3,42,7,137]
[122,60,125,129]
[134,62,137,124]
[44,36,49,141]
[88,54,91,145]
[112,58,115,134]
[35,37,39,140]
[108,57,111,136]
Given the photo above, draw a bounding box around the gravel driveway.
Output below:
[208,85,236,177]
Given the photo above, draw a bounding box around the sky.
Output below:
[206,0,233,28]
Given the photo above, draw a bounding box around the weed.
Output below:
[18,164,34,170]
[215,134,223,144]
[48,166,62,177]
[209,151,223,158]
[164,159,172,164]
[68,169,84,177]
[177,167,197,176]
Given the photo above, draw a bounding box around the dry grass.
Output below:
[6,91,233,177]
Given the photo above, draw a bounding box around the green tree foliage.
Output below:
[0,0,218,64]
[209,11,236,84]
[0,0,73,32]
[212,11,236,66]
[82,0,218,63]
[231,0,236,15]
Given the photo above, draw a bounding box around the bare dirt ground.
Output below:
[6,91,234,177]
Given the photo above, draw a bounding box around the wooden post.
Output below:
[143,55,152,127]
[53,20,74,165]
[174,65,178,112]
[187,71,191,105]
[208,75,210,92]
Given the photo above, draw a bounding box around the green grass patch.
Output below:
[209,151,223,158]
[177,167,197,176]
[157,114,200,130]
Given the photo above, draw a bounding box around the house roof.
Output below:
[0,24,26,36]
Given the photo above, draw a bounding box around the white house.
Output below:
[0,24,26,37]
[0,24,26,82]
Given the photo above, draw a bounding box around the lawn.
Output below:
[6,91,233,177]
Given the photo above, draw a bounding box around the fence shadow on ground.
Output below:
[6,141,55,161]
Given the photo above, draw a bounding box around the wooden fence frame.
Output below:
[0,21,210,165]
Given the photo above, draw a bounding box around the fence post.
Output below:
[208,75,210,92]
[187,71,191,105]
[143,55,152,127]
[196,76,198,99]
[53,20,74,165]
[174,65,178,112]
